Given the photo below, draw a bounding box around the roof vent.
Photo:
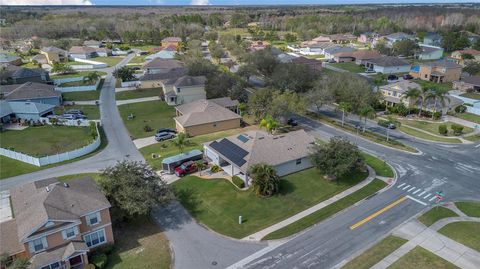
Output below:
[63,183,69,188]
[46,186,50,192]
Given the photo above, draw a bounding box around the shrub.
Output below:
[438,124,448,135]
[210,164,221,173]
[143,124,153,132]
[455,105,467,113]
[451,124,464,135]
[232,176,245,188]
[85,265,96,269]
[433,111,441,120]
[91,253,108,269]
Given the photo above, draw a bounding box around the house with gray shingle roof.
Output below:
[164,75,207,106]
[204,129,315,186]
[0,100,55,122]
[0,53,22,66]
[365,56,411,74]
[0,65,49,84]
[0,177,114,269]
[1,82,61,105]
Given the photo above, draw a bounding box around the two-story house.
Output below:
[38,47,68,65]
[142,58,185,75]
[409,59,462,83]
[0,177,114,269]
[380,80,420,107]
[163,75,207,106]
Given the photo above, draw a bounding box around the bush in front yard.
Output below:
[143,124,153,132]
[210,164,221,173]
[451,124,464,136]
[438,124,448,135]
[232,176,245,189]
[91,253,108,269]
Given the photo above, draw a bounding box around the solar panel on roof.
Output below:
[209,139,248,167]
[237,134,249,143]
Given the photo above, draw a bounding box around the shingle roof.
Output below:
[0,82,60,101]
[385,32,414,40]
[83,40,102,46]
[29,241,89,269]
[7,101,55,114]
[421,59,462,69]
[0,219,24,255]
[143,58,184,69]
[174,75,206,87]
[324,46,355,55]
[352,50,381,60]
[461,76,480,86]
[0,65,46,80]
[380,80,421,94]
[41,46,66,54]
[0,53,21,63]
[69,46,96,55]
[139,67,188,82]
[367,56,410,67]
[174,99,241,127]
[209,97,239,108]
[205,129,315,172]
[10,176,111,242]
[162,37,182,42]
[419,44,442,54]
[0,100,14,117]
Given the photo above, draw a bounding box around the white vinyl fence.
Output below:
[0,120,101,167]
[451,94,480,116]
[70,58,108,70]
[120,81,140,88]
[54,77,100,92]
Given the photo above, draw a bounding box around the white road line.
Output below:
[429,196,437,202]
[412,189,422,195]
[424,193,432,199]
[407,195,428,206]
[407,187,416,192]
[418,191,427,196]
[475,144,480,148]
[397,183,406,188]
[402,185,411,190]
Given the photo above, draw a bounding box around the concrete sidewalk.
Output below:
[372,219,480,269]
[133,136,156,149]
[242,166,379,241]
[116,96,160,105]
[446,115,480,129]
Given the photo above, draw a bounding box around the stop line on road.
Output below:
[396,183,439,204]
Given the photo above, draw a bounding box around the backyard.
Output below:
[58,80,96,87]
[172,168,369,239]
[118,100,176,139]
[51,71,107,80]
[416,80,453,92]
[332,62,365,73]
[62,79,104,101]
[0,125,94,157]
[54,105,100,119]
[116,88,160,100]
[95,56,124,66]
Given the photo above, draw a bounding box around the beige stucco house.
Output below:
[39,47,68,64]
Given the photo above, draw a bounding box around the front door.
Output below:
[69,255,83,267]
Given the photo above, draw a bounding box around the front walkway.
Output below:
[371,217,480,269]
[446,115,480,129]
[116,96,160,105]
[133,136,156,149]
[242,166,383,241]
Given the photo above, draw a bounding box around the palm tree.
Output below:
[402,87,420,115]
[83,71,101,85]
[260,115,279,134]
[173,132,188,153]
[359,105,375,132]
[429,87,449,119]
[249,163,280,197]
[338,102,352,127]
[195,160,206,176]
[418,84,434,117]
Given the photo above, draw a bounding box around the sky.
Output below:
[2,0,472,6]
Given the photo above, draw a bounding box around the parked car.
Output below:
[155,132,175,141]
[61,114,86,120]
[287,118,298,126]
[378,120,397,129]
[175,161,198,177]
[157,128,177,134]
[403,74,413,80]
[65,109,84,115]
[387,74,398,81]
[327,59,336,63]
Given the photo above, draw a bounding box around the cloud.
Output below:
[190,0,210,5]
[2,0,93,5]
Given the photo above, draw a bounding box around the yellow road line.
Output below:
[350,196,408,230]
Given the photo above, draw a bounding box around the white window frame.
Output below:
[83,228,106,248]
[62,226,78,240]
[29,237,47,253]
[86,211,101,226]
[41,261,61,269]
[296,158,302,165]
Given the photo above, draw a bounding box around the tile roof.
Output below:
[10,176,111,242]
[143,58,184,69]
[367,56,410,67]
[205,129,315,172]
[174,98,241,127]
[174,75,206,87]
[0,82,60,101]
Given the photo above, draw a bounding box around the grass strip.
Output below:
[455,201,480,217]
[418,206,458,227]
[361,152,394,178]
[438,222,480,252]
[389,246,459,269]
[399,126,462,143]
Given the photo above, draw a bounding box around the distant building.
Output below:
[163,75,207,106]
[351,50,382,65]
[38,46,68,64]
[423,32,443,47]
[83,40,102,48]
[142,58,184,75]
[416,44,444,61]
[291,56,322,71]
[453,76,480,92]
[145,50,176,61]
[0,53,22,66]
[0,82,62,105]
[357,32,379,44]
[0,65,49,85]
[68,46,111,59]
[365,56,411,74]
[410,59,462,83]
[323,46,355,60]
[161,37,182,48]
[383,32,415,47]
[450,49,480,66]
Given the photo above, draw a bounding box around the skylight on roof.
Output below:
[237,134,249,143]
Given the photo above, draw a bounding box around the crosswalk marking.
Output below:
[424,193,431,199]
[397,183,406,188]
[418,190,427,196]
[402,185,411,190]
[412,189,421,195]
[407,187,416,192]
[429,196,437,202]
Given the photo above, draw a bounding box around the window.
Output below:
[296,158,302,165]
[29,237,47,253]
[213,122,217,127]
[41,261,60,269]
[86,212,101,226]
[424,74,428,78]
[83,229,106,248]
[62,226,78,240]
[177,88,181,92]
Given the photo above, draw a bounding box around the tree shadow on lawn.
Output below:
[277,179,296,196]
[174,187,203,216]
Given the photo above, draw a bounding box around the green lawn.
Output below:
[173,168,368,239]
[62,79,104,101]
[399,126,463,143]
[388,246,459,269]
[361,152,394,178]
[332,62,365,73]
[57,173,102,182]
[454,112,480,124]
[455,201,480,217]
[116,88,160,100]
[54,105,100,119]
[21,62,40,69]
[118,100,176,139]
[51,71,107,80]
[417,80,453,92]
[438,222,480,252]
[129,45,159,51]
[460,92,480,100]
[342,236,407,269]
[399,120,473,136]
[0,126,94,157]
[418,206,458,227]
[106,216,171,269]
[94,56,124,67]
[263,178,387,240]
[58,80,96,87]
[129,55,148,64]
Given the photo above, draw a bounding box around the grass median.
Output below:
[262,178,387,240]
[455,201,480,217]
[418,206,458,227]
[399,126,462,143]
[438,222,480,252]
[389,246,459,269]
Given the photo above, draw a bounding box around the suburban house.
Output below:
[410,59,462,83]
[0,100,55,122]
[415,44,444,60]
[380,80,463,114]
[294,43,338,56]
[383,32,415,47]
[365,56,411,74]
[204,129,315,186]
[450,49,480,66]
[142,58,184,75]
[277,53,297,63]
[0,82,62,105]
[453,76,480,92]
[357,32,379,44]
[0,65,49,85]
[351,50,382,65]
[303,34,356,45]
[83,40,102,48]
[138,67,188,89]
[323,46,356,60]
[0,53,22,66]
[249,41,268,52]
[163,75,207,106]
[38,47,68,64]
[161,37,182,48]
[68,46,111,59]
[174,97,241,136]
[291,56,322,71]
[423,32,443,47]
[0,177,114,269]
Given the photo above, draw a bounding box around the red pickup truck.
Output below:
[175,161,198,177]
